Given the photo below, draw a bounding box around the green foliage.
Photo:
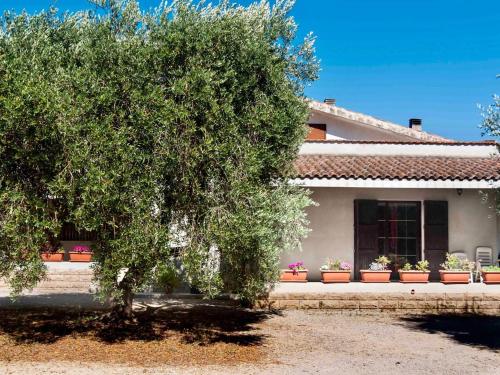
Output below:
[440,254,474,271]
[479,74,499,137]
[321,258,341,271]
[401,263,413,271]
[375,256,391,267]
[155,263,180,293]
[0,0,317,312]
[482,265,500,272]
[401,260,429,272]
[415,260,429,272]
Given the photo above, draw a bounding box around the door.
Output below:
[354,200,379,277]
[377,202,421,273]
[355,200,421,277]
[424,201,448,280]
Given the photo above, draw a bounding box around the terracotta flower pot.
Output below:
[439,270,470,284]
[398,270,430,283]
[41,253,64,262]
[69,252,93,262]
[360,270,392,283]
[321,270,351,283]
[482,271,500,284]
[280,270,308,282]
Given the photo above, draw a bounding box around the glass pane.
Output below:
[407,221,417,238]
[407,205,418,220]
[397,221,408,238]
[406,239,417,256]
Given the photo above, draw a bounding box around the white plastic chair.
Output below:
[450,251,473,283]
[475,247,493,282]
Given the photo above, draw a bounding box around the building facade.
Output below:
[281,100,500,280]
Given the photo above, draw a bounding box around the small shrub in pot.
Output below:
[439,253,474,284]
[280,261,308,282]
[360,256,392,282]
[398,260,430,283]
[320,258,352,283]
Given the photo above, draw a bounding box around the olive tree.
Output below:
[0,0,318,318]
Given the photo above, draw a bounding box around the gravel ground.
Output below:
[1,310,499,375]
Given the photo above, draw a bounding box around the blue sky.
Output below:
[2,0,499,140]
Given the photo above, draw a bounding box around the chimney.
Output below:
[324,98,336,106]
[409,118,422,131]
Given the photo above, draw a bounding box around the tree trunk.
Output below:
[112,277,135,321]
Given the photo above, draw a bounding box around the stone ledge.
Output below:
[258,293,500,315]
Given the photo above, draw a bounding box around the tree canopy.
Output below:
[0,0,318,316]
[480,78,499,136]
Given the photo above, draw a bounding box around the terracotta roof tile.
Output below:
[294,155,500,181]
[303,140,497,146]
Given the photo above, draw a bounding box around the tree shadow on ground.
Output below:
[400,314,500,351]
[0,303,272,346]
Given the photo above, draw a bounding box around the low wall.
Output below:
[0,267,94,294]
[257,292,500,315]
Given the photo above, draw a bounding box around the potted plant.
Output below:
[155,264,180,293]
[439,253,474,284]
[280,261,308,282]
[360,256,392,282]
[320,258,352,283]
[481,265,500,284]
[40,247,65,262]
[69,245,93,262]
[398,260,430,283]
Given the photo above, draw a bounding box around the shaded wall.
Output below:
[281,187,499,281]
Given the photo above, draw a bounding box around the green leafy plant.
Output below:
[401,263,413,271]
[401,260,430,272]
[155,264,180,294]
[369,255,391,271]
[482,265,500,272]
[415,260,430,272]
[0,0,318,318]
[321,258,351,271]
[321,258,340,270]
[440,254,475,271]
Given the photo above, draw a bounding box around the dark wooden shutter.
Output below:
[424,201,448,280]
[354,200,379,278]
[306,124,326,140]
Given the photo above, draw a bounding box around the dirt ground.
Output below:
[0,305,498,375]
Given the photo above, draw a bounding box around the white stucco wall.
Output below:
[308,111,416,141]
[281,187,499,281]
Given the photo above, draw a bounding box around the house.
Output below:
[281,99,500,281]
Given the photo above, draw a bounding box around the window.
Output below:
[306,124,326,140]
[60,223,97,241]
[377,202,421,270]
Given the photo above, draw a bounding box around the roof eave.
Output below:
[291,177,500,189]
[308,100,453,143]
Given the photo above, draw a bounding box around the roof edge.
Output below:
[308,100,453,143]
[303,140,498,146]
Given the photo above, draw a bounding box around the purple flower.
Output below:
[288,261,305,274]
[72,245,91,253]
[340,262,352,270]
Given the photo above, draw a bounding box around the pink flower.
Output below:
[72,245,91,253]
[340,262,352,270]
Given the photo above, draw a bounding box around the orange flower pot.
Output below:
[360,270,391,283]
[398,271,430,283]
[280,270,308,282]
[321,270,351,283]
[69,252,93,262]
[439,270,470,284]
[41,253,64,262]
[482,271,500,284]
